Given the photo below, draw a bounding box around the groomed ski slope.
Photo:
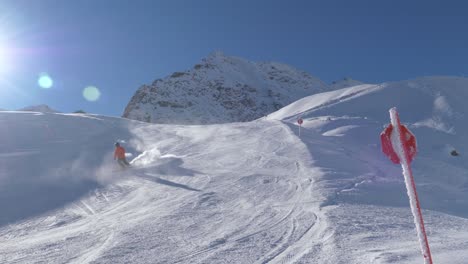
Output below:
[0,112,332,263]
[2,76,468,263]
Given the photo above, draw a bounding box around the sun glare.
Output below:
[0,42,16,77]
[0,44,9,74]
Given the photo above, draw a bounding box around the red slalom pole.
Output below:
[382,108,433,264]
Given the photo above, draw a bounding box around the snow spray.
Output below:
[380,107,433,264]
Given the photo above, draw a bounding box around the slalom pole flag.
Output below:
[380,107,433,264]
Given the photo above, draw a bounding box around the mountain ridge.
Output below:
[123,52,336,124]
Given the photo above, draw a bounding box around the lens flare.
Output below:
[83,86,101,101]
[0,43,12,75]
[38,73,53,89]
[0,47,7,74]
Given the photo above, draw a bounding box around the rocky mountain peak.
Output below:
[123,52,329,124]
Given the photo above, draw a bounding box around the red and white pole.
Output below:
[383,108,433,264]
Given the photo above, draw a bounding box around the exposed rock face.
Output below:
[123,51,329,124]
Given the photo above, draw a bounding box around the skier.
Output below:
[114,142,130,168]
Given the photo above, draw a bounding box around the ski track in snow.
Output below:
[0,117,332,264]
[164,122,331,264]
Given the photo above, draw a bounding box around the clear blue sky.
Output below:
[0,0,467,116]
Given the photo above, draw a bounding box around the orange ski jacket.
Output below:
[114,146,126,159]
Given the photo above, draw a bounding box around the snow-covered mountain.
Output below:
[2,76,468,263]
[18,104,59,113]
[123,51,328,124]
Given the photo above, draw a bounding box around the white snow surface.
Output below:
[2,76,468,263]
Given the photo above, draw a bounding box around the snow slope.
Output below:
[268,76,468,262]
[0,112,330,263]
[2,76,468,263]
[123,51,328,124]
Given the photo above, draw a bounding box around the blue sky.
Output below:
[0,0,467,116]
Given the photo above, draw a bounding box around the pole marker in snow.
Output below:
[297,118,303,136]
[380,107,433,264]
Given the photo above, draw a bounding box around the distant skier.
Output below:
[114,142,130,168]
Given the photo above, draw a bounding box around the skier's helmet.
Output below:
[115,142,120,147]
